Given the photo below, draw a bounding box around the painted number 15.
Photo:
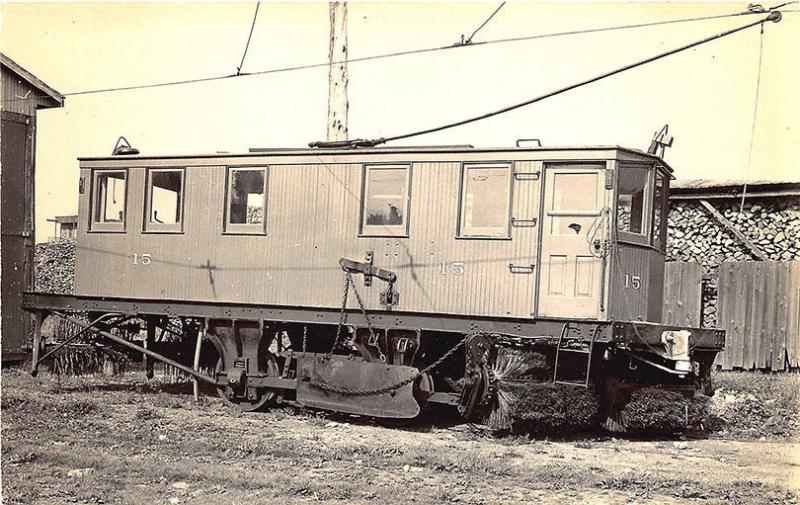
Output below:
[624,273,641,290]
[439,261,465,276]
[132,253,152,265]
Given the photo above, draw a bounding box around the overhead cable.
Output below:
[2,6,788,104]
[314,11,782,148]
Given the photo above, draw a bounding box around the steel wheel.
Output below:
[215,352,280,412]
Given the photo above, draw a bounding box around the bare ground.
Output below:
[1,369,798,505]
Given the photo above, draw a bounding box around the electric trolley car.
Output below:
[24,143,724,426]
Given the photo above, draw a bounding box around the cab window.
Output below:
[651,172,666,250]
[144,168,184,233]
[225,167,268,234]
[616,164,651,238]
[458,163,512,238]
[360,164,411,237]
[91,170,127,232]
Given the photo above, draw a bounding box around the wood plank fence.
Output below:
[662,261,800,371]
[662,262,703,327]
[716,261,800,371]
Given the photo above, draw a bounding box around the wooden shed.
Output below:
[1,53,64,363]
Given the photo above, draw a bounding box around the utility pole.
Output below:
[327,1,348,141]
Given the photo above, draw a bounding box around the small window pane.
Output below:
[460,164,511,237]
[93,171,126,227]
[147,170,183,228]
[616,166,650,235]
[652,173,665,249]
[228,169,266,228]
[362,165,410,235]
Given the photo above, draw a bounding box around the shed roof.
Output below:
[1,53,64,109]
[670,179,800,199]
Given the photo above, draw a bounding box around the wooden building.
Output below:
[1,53,64,363]
[47,215,79,240]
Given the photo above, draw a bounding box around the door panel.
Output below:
[2,113,34,358]
[538,164,608,319]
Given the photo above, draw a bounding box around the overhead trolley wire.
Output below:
[236,2,261,75]
[2,6,791,104]
[315,11,783,148]
[459,2,507,45]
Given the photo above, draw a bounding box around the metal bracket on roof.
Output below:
[309,138,386,149]
[515,138,542,147]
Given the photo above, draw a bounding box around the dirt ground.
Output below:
[2,368,798,505]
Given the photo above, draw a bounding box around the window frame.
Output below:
[359,163,412,238]
[223,166,269,235]
[615,163,653,246]
[456,162,513,240]
[89,168,128,233]
[651,168,669,253]
[143,168,186,234]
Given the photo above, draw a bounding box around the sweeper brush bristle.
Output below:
[485,346,550,431]
[484,345,603,434]
[51,344,128,376]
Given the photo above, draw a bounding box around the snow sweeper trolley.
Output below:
[24,143,724,427]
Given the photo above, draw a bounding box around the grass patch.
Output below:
[710,371,800,439]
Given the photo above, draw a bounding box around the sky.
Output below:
[1,1,798,242]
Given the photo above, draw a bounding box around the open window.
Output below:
[225,167,267,234]
[616,164,651,243]
[360,164,411,237]
[91,169,127,232]
[458,163,512,238]
[651,171,667,251]
[144,168,184,233]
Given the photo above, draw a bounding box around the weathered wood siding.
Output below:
[76,160,542,319]
[716,261,800,371]
[1,111,35,359]
[661,262,703,327]
[607,243,665,322]
[1,69,57,116]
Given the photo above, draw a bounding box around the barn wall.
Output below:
[1,69,56,116]
[75,160,543,319]
[1,111,35,360]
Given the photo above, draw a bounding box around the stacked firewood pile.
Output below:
[667,198,800,265]
[34,239,75,294]
[666,197,800,327]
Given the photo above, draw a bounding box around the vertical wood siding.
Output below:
[716,261,800,371]
[1,71,55,116]
[76,161,542,319]
[661,262,702,327]
[608,243,663,322]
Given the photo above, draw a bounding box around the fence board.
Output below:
[716,261,799,371]
[773,263,789,371]
[787,262,800,368]
[749,268,767,369]
[662,262,702,327]
[717,265,731,369]
[759,264,778,370]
